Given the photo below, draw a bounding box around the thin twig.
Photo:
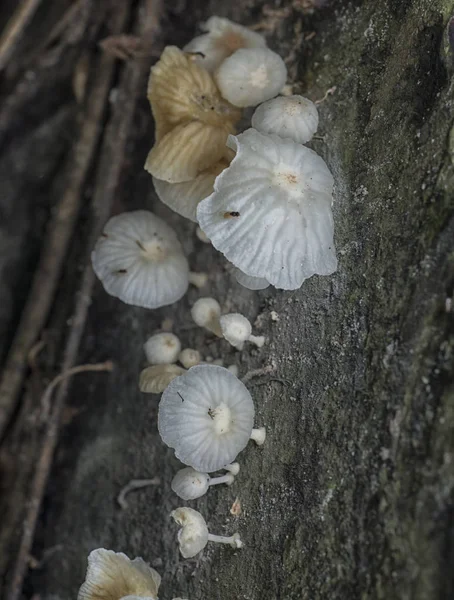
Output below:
[6,2,160,597]
[0,11,123,442]
[40,361,114,420]
[117,478,161,510]
[0,0,42,71]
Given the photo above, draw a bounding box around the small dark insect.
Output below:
[223,211,240,219]
[136,240,146,251]
[117,269,128,274]
[177,392,185,402]
[208,407,215,419]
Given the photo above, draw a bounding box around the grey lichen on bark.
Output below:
[8,0,454,599]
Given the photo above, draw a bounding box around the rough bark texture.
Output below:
[1,0,454,599]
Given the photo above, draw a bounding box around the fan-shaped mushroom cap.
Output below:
[145,46,240,183]
[139,364,186,394]
[171,507,209,558]
[197,129,337,290]
[215,48,287,107]
[184,16,267,73]
[92,211,189,308]
[158,365,255,472]
[78,548,161,600]
[251,95,319,144]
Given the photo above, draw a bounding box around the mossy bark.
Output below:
[1,0,453,599]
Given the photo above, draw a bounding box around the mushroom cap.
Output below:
[178,348,202,369]
[220,313,252,348]
[171,507,209,558]
[144,333,181,365]
[92,211,189,308]
[215,48,287,107]
[158,365,255,472]
[184,16,267,73]
[139,364,186,394]
[197,129,337,290]
[233,266,270,290]
[152,159,228,222]
[171,467,210,500]
[78,548,161,600]
[191,297,221,327]
[251,95,319,144]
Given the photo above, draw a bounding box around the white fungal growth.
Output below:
[197,129,337,290]
[215,48,287,107]
[191,297,222,337]
[251,95,319,144]
[77,548,161,600]
[139,364,186,394]
[171,466,234,500]
[178,348,201,369]
[184,16,266,73]
[158,365,258,472]
[250,426,266,446]
[171,507,242,558]
[220,313,265,350]
[144,333,181,365]
[91,211,189,308]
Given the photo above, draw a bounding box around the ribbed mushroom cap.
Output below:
[171,507,209,558]
[252,95,319,144]
[184,16,266,73]
[197,129,337,290]
[91,211,189,309]
[158,365,255,472]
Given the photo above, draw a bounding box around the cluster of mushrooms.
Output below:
[79,16,337,600]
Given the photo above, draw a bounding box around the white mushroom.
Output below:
[190,297,223,337]
[234,266,270,290]
[78,548,161,600]
[184,16,266,73]
[171,507,242,558]
[251,95,319,144]
[178,348,202,369]
[188,272,208,289]
[220,313,265,350]
[139,364,186,394]
[158,365,264,472]
[144,332,181,365]
[197,129,337,290]
[215,48,287,107]
[92,211,189,308]
[171,466,235,500]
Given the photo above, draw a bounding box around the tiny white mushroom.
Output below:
[139,364,186,394]
[220,313,265,350]
[250,426,266,446]
[77,548,161,600]
[92,211,189,309]
[171,507,242,558]
[184,16,266,73]
[171,466,234,500]
[191,297,223,337]
[215,48,287,107]
[196,226,211,243]
[158,364,264,472]
[227,364,239,377]
[252,95,319,144]
[224,461,240,475]
[197,129,337,290]
[178,348,202,369]
[188,271,208,289]
[144,332,181,365]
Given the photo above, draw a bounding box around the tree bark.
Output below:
[0,0,453,599]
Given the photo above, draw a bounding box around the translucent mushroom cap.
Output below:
[92,211,189,308]
[78,548,161,600]
[171,466,210,500]
[220,313,252,347]
[171,507,209,558]
[252,95,319,144]
[184,16,267,73]
[144,333,181,365]
[233,266,270,290]
[215,48,287,107]
[158,365,255,472]
[197,129,337,290]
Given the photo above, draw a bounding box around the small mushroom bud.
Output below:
[191,297,222,337]
[144,333,181,365]
[171,507,242,558]
[139,364,186,394]
[178,348,202,369]
[220,313,265,350]
[171,467,234,500]
[188,272,208,289]
[250,426,266,446]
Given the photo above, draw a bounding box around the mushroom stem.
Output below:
[209,473,234,487]
[188,271,208,288]
[250,427,266,446]
[207,317,223,337]
[207,532,243,548]
[224,462,240,476]
[248,334,265,348]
